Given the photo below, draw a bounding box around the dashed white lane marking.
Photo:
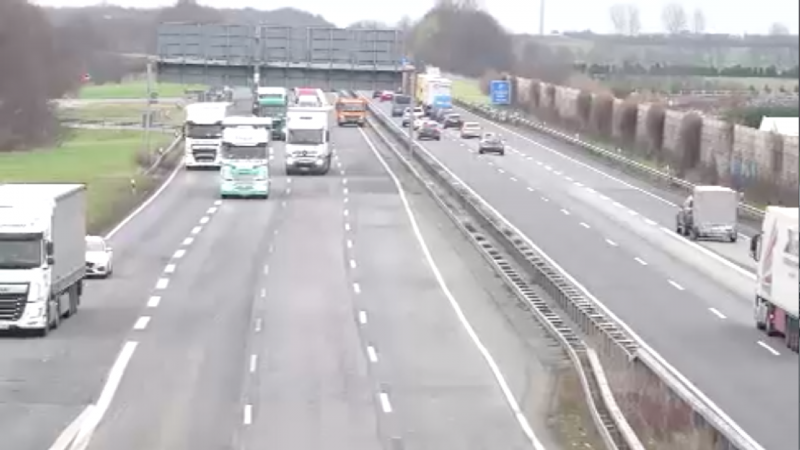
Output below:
[199,216,209,225]
[708,308,727,319]
[260,288,266,298]
[605,239,618,247]
[349,259,357,269]
[281,201,287,207]
[510,177,517,182]
[133,316,150,330]
[249,354,258,373]
[668,280,685,291]
[344,209,349,217]
[574,182,583,187]
[182,237,194,246]
[191,226,202,235]
[155,278,169,290]
[358,310,367,324]
[757,341,780,356]
[287,178,292,184]
[243,405,253,425]
[263,265,269,275]
[580,222,591,229]
[599,194,610,201]
[353,283,361,294]
[553,171,562,176]
[344,187,349,195]
[164,264,176,274]
[255,318,262,333]
[173,249,186,259]
[286,188,292,194]
[343,178,348,185]
[344,197,349,204]
[526,187,534,192]
[214,200,222,206]
[645,219,657,226]
[560,209,570,215]
[544,165,552,171]
[346,239,353,249]
[378,392,393,413]
[207,206,217,214]
[541,197,549,202]
[147,296,161,308]
[612,202,623,208]
[366,346,378,363]
[565,176,573,182]
[498,169,505,174]
[345,223,351,231]
[634,257,648,266]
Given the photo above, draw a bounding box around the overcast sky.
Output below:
[32,0,800,35]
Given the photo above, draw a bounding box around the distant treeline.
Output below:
[573,63,800,79]
[560,31,799,49]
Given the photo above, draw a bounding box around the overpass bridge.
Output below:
[156,22,405,91]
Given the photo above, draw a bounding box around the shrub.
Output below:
[645,104,666,156]
[769,132,784,177]
[509,76,519,107]
[590,93,614,138]
[530,80,542,109]
[676,113,703,176]
[576,90,593,129]
[545,84,557,110]
[619,100,639,145]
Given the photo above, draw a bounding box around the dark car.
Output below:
[391,95,411,117]
[442,113,463,129]
[478,133,504,155]
[434,108,453,122]
[372,90,382,99]
[417,121,441,141]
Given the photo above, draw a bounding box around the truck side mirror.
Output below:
[326,130,330,142]
[46,241,54,255]
[750,233,761,261]
[46,256,55,266]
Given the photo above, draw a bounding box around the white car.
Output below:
[85,235,113,278]
[460,122,482,139]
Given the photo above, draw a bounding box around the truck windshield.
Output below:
[338,103,365,112]
[187,123,223,139]
[0,237,42,269]
[258,105,285,117]
[287,129,324,145]
[222,145,267,160]
[258,94,284,102]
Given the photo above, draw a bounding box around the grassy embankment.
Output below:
[0,129,174,234]
[77,81,206,100]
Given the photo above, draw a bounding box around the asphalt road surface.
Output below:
[368,99,798,450]
[42,123,563,450]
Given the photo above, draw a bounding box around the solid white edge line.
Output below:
[369,104,764,450]
[757,341,780,356]
[378,392,393,413]
[68,341,138,450]
[48,405,95,450]
[708,308,727,319]
[634,257,648,266]
[104,161,182,239]
[358,127,546,450]
[243,404,253,425]
[249,354,258,373]
[668,280,685,291]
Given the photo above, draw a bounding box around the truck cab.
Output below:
[183,102,231,169]
[335,98,366,127]
[675,185,738,242]
[219,118,271,199]
[750,206,799,351]
[284,106,332,175]
[254,87,287,141]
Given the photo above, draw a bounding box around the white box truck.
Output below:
[0,184,86,336]
[675,185,738,242]
[284,106,332,175]
[184,102,232,169]
[751,206,799,352]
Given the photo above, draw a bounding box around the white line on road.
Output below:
[565,176,573,182]
[214,200,222,206]
[182,237,194,246]
[207,207,217,214]
[634,257,648,266]
[644,218,657,226]
[164,264,176,274]
[526,187,534,192]
[133,316,150,330]
[263,265,269,275]
[358,311,367,324]
[173,249,186,259]
[286,188,291,195]
[243,405,253,425]
[344,187,349,195]
[668,280,685,291]
[367,346,378,363]
[353,282,361,294]
[708,308,727,319]
[281,201,286,207]
[344,197,349,203]
[155,278,169,290]
[147,296,161,308]
[605,239,618,247]
[349,259,357,269]
[344,209,349,216]
[560,209,570,215]
[580,222,590,229]
[345,223,351,231]
[287,178,292,184]
[378,392,393,413]
[343,178,348,185]
[612,202,623,208]
[191,226,202,235]
[260,288,266,298]
[553,171,562,176]
[199,216,209,225]
[346,239,353,249]
[249,354,258,373]
[574,182,583,187]
[255,318,262,333]
[541,197,549,202]
[757,341,780,356]
[510,177,517,182]
[498,169,505,174]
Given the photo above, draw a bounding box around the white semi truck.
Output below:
[0,184,86,336]
[750,206,799,352]
[183,102,232,169]
[284,106,332,175]
[219,118,272,199]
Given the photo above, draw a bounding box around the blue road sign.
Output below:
[490,80,511,105]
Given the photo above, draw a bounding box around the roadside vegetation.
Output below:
[0,129,175,234]
[77,81,205,100]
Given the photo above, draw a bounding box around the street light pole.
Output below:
[144,61,153,154]
[406,64,416,153]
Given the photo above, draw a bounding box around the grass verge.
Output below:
[78,81,206,100]
[453,78,490,103]
[0,129,174,234]
[549,367,604,449]
[60,102,185,127]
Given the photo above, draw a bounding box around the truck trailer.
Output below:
[750,206,799,352]
[0,184,86,336]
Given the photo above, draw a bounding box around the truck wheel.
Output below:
[729,232,738,243]
[64,284,79,318]
[755,297,767,330]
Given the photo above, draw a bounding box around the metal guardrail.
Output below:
[144,135,183,175]
[453,99,766,221]
[365,96,763,450]
[359,93,644,450]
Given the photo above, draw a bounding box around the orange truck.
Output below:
[335,97,367,127]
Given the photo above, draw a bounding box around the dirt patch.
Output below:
[547,366,605,450]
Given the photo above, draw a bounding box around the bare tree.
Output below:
[609,4,628,34]
[661,2,687,34]
[691,8,706,34]
[626,4,641,35]
[769,22,790,35]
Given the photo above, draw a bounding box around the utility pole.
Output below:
[144,60,153,154]
[539,0,545,35]
[405,64,416,153]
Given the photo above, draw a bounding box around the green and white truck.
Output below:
[219,116,272,199]
[254,86,288,141]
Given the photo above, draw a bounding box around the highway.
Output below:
[368,99,798,450]
[7,120,572,450]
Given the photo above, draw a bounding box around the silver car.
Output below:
[478,133,505,155]
[460,122,482,139]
